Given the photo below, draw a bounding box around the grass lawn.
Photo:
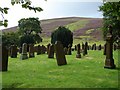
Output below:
[1,50,119,88]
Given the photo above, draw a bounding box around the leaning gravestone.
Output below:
[48,44,54,58]
[0,45,8,71]
[29,44,35,58]
[10,45,17,58]
[55,41,67,66]
[104,25,116,69]
[20,43,28,60]
[76,44,81,58]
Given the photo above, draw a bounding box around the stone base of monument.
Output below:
[104,58,116,69]
[20,54,28,60]
[76,54,81,58]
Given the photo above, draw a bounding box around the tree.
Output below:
[51,26,73,48]
[99,1,120,44]
[0,0,45,27]
[2,32,19,47]
[18,17,42,46]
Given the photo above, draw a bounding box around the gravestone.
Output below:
[20,43,28,60]
[83,42,88,56]
[94,44,97,50]
[91,44,94,50]
[75,45,77,51]
[55,41,67,66]
[41,45,46,54]
[98,44,102,50]
[104,25,116,69]
[10,45,17,58]
[82,42,85,50]
[37,45,41,55]
[64,47,68,55]
[67,44,72,55]
[48,44,54,58]
[103,43,106,55]
[0,45,8,71]
[47,43,51,54]
[76,44,81,58]
[29,44,35,58]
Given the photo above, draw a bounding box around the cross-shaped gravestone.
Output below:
[104,25,116,69]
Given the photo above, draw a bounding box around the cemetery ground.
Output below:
[1,48,118,88]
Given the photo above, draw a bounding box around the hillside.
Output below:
[2,17,103,41]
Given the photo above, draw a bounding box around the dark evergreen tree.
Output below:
[51,26,73,48]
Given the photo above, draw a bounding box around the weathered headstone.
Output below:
[75,45,77,51]
[55,41,67,66]
[67,44,72,55]
[48,44,54,58]
[98,44,102,50]
[82,42,85,50]
[91,44,94,50]
[0,45,8,71]
[37,45,41,55]
[94,44,97,50]
[64,47,68,55]
[20,43,28,60]
[83,42,88,56]
[47,43,51,54]
[104,25,116,69]
[41,45,46,54]
[76,44,81,58]
[10,45,17,58]
[29,44,35,58]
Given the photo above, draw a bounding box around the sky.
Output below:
[0,0,103,30]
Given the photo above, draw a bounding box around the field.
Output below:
[1,49,119,88]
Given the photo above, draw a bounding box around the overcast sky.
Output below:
[0,0,103,30]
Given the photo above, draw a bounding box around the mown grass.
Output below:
[1,50,119,88]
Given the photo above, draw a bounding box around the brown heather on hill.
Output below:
[2,17,103,40]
